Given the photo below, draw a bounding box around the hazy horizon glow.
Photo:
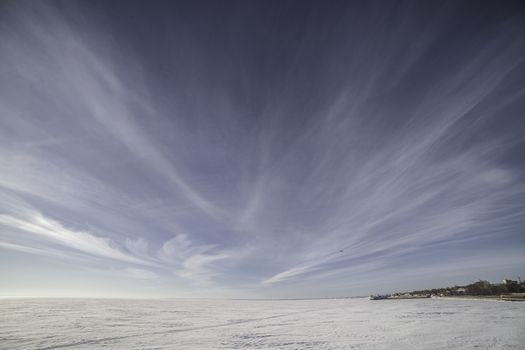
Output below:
[1,0,525,298]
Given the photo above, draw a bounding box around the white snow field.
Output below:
[1,298,524,350]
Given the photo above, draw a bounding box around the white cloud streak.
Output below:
[259,31,525,285]
[0,195,229,285]
[0,2,222,221]
[0,197,153,266]
[159,234,230,285]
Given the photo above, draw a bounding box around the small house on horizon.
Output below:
[455,287,467,295]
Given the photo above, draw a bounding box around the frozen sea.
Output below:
[1,298,524,350]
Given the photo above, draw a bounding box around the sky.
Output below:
[1,0,525,299]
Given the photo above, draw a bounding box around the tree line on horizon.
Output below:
[409,278,524,296]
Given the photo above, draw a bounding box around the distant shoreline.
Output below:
[439,295,525,302]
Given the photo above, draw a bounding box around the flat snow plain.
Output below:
[1,298,524,349]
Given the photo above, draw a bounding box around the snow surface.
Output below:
[1,298,524,349]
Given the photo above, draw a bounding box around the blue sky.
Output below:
[1,0,525,298]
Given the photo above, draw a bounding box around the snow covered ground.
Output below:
[1,298,523,349]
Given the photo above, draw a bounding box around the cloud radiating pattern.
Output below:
[0,1,524,298]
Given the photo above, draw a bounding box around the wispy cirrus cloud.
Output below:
[0,195,154,267]
[0,2,231,289]
[259,34,525,285]
[0,1,222,221]
[0,194,230,284]
[159,234,230,285]
[262,137,524,285]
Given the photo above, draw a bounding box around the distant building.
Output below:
[502,279,518,285]
[455,287,467,295]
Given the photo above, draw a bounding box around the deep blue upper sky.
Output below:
[1,0,524,298]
